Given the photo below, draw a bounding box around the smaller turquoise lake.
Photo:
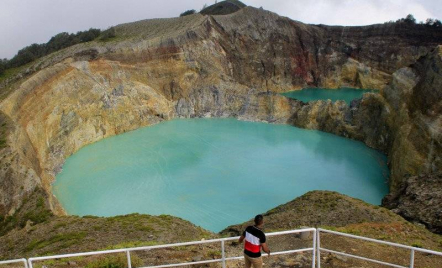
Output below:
[282,87,378,103]
[53,119,389,232]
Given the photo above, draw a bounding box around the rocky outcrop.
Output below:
[383,173,442,234]
[200,0,246,16]
[0,7,441,229]
[222,191,405,235]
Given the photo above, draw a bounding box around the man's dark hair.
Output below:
[254,214,263,225]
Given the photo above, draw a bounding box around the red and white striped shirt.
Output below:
[243,226,266,257]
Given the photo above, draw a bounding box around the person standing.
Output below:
[238,214,270,268]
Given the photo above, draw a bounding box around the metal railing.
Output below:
[316,228,442,268]
[0,259,28,268]
[28,228,317,268]
[1,228,441,268]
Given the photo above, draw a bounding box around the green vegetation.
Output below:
[99,27,117,41]
[0,61,33,88]
[85,254,143,268]
[25,232,87,252]
[0,188,53,236]
[0,59,7,76]
[6,28,101,70]
[392,14,442,27]
[20,206,52,228]
[411,242,423,248]
[399,14,417,24]
[0,121,7,149]
[37,254,143,268]
[180,9,196,17]
[0,210,213,260]
[207,249,222,259]
[425,18,442,27]
[103,241,158,250]
[200,0,246,16]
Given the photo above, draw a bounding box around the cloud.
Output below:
[248,0,437,25]
[0,0,440,59]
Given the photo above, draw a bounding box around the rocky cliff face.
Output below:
[382,46,442,190]
[383,173,442,234]
[380,47,442,232]
[0,7,441,230]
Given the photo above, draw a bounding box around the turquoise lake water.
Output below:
[53,118,389,232]
[282,88,378,103]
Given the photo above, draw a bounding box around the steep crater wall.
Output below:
[0,7,441,232]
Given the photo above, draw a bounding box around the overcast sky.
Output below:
[1,0,441,59]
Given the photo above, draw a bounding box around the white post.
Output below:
[126,250,132,268]
[409,249,415,268]
[28,259,33,268]
[23,259,28,268]
[316,229,321,268]
[312,230,316,268]
[221,240,226,268]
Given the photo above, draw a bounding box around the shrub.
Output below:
[411,242,423,248]
[0,59,7,75]
[396,14,416,24]
[425,18,442,27]
[100,27,117,41]
[405,14,416,24]
[180,9,196,17]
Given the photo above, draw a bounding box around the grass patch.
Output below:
[40,256,85,267]
[25,231,87,252]
[20,209,52,228]
[0,61,37,101]
[103,241,158,250]
[207,249,222,259]
[86,253,142,268]
[93,225,103,231]
[53,222,68,229]
[0,65,25,84]
[83,215,100,219]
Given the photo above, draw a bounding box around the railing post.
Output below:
[28,259,33,268]
[312,229,316,268]
[126,250,132,268]
[316,229,321,268]
[221,240,226,268]
[23,259,28,268]
[409,249,415,268]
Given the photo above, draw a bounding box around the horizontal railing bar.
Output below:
[131,228,315,252]
[141,258,221,268]
[320,248,407,268]
[20,227,442,268]
[224,248,314,261]
[318,228,442,256]
[224,256,244,261]
[29,248,129,261]
[142,248,315,268]
[29,228,316,262]
[262,248,314,257]
[0,259,27,265]
[220,228,315,242]
[266,228,316,237]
